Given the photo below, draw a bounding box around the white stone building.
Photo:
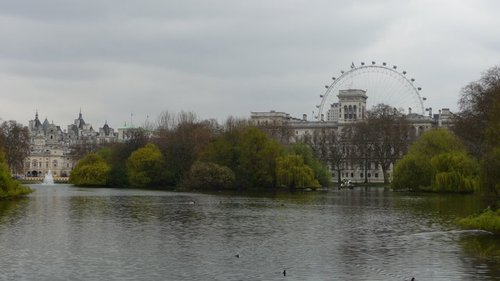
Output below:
[251,89,449,184]
[23,111,119,178]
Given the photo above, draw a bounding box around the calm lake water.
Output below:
[0,184,498,280]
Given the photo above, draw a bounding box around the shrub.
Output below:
[186,161,235,190]
[458,209,500,234]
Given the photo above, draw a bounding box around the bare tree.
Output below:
[0,121,30,175]
[454,66,500,158]
[326,129,348,184]
[349,104,412,184]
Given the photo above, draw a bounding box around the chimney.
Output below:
[302,114,307,121]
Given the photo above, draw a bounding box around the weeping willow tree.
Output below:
[392,129,479,192]
[276,155,320,190]
[430,151,479,193]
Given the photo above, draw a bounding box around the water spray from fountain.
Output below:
[42,170,55,185]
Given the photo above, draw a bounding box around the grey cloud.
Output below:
[1,0,500,128]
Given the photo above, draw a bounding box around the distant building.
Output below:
[251,89,452,184]
[23,110,119,178]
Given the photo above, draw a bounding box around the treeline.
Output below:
[69,112,331,191]
[392,66,500,207]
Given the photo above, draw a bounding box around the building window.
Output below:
[368,173,371,178]
[375,173,379,178]
[360,173,363,178]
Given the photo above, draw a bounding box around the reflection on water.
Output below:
[0,184,498,280]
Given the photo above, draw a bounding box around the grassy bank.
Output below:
[458,209,500,235]
[0,182,33,199]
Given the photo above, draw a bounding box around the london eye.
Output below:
[315,61,426,120]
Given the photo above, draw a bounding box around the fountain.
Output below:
[42,170,55,185]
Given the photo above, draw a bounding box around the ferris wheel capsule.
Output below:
[361,62,365,66]
[411,78,415,82]
[418,87,422,91]
[325,85,329,88]
[372,61,376,65]
[393,65,397,69]
[382,62,387,66]
[403,71,407,75]
[332,77,336,80]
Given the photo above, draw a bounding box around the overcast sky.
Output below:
[1,0,499,129]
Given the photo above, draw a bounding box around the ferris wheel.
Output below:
[315,61,426,120]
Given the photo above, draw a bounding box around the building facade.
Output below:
[251,89,452,184]
[23,111,120,178]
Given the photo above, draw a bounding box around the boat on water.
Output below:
[339,179,354,189]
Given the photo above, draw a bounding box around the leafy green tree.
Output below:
[237,127,284,188]
[186,161,235,190]
[289,143,331,187]
[392,129,478,192]
[69,153,111,186]
[97,143,132,187]
[430,151,479,193]
[127,144,166,188]
[0,151,31,198]
[408,128,465,156]
[198,137,237,168]
[391,153,433,190]
[276,155,320,190]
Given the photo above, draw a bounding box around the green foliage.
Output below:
[186,161,235,190]
[408,129,465,156]
[430,152,479,193]
[433,171,478,193]
[69,153,111,186]
[289,143,331,187]
[276,155,320,189]
[392,129,479,193]
[127,144,167,188]
[458,209,500,234]
[0,151,32,198]
[97,143,137,187]
[237,127,284,188]
[480,147,500,207]
[391,153,432,190]
[199,137,237,168]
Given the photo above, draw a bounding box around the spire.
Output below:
[79,108,82,119]
[34,109,42,127]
